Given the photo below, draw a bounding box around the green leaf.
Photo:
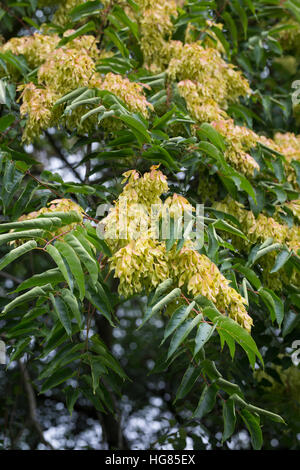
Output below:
[64,233,99,286]
[167,314,203,359]
[240,409,263,450]
[64,386,80,416]
[282,310,300,337]
[204,306,263,367]
[0,229,44,246]
[85,284,115,326]
[270,249,291,273]
[162,301,196,344]
[112,5,139,40]
[201,359,222,381]
[89,357,107,394]
[233,0,248,38]
[222,398,236,442]
[222,12,238,49]
[174,365,201,402]
[8,337,31,364]
[251,243,282,265]
[57,21,96,47]
[2,285,50,315]
[38,343,82,381]
[0,114,15,132]
[211,25,231,58]
[105,27,129,58]
[193,384,218,419]
[232,263,261,290]
[80,376,106,412]
[0,217,61,232]
[0,240,37,271]
[152,107,176,130]
[119,113,151,144]
[55,241,85,300]
[193,322,214,357]
[216,378,242,396]
[40,367,76,394]
[13,268,63,293]
[198,141,223,162]
[259,288,284,327]
[139,288,181,330]
[69,1,103,22]
[150,278,173,306]
[61,288,82,328]
[213,219,247,240]
[50,293,72,337]
[53,87,88,106]
[218,329,236,359]
[197,123,226,152]
[46,244,72,291]
[151,288,181,316]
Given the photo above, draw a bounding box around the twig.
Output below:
[0,271,22,284]
[46,131,84,183]
[25,170,63,198]
[18,360,54,450]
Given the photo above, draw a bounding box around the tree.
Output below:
[0,0,299,451]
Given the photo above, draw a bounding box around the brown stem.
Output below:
[18,360,54,450]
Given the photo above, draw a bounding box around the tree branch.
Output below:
[18,360,54,450]
[0,271,22,283]
[45,131,84,183]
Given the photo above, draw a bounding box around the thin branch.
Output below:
[45,131,84,183]
[18,360,54,450]
[0,271,22,284]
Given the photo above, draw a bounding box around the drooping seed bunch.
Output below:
[102,167,253,332]
[17,198,84,239]
[215,197,300,290]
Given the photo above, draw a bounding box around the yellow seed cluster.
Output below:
[178,80,227,123]
[170,244,253,332]
[276,19,300,55]
[256,363,300,407]
[272,132,300,188]
[18,83,60,143]
[284,199,300,221]
[273,132,300,163]
[215,197,300,289]
[39,48,96,94]
[102,167,169,253]
[19,198,83,220]
[91,72,153,118]
[53,0,84,25]
[5,33,151,141]
[17,198,84,241]
[102,167,252,331]
[137,0,178,71]
[168,43,251,106]
[1,32,60,68]
[212,119,260,176]
[121,167,169,206]
[134,1,300,185]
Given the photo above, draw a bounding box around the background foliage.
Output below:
[0,0,299,450]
